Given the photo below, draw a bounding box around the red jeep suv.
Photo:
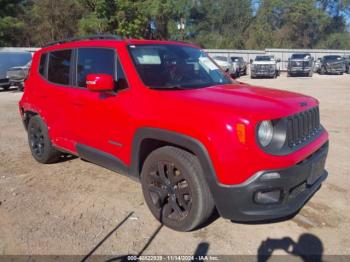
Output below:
[19,35,329,231]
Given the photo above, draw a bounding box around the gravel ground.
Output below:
[0,73,349,259]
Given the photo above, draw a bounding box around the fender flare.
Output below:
[130,127,222,191]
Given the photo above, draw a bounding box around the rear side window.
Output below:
[39,53,47,76]
[48,50,72,85]
[77,48,115,87]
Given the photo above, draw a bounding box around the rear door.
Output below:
[38,49,77,152]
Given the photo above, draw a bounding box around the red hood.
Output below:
[159,83,318,121]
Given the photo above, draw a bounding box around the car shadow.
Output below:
[257,233,323,262]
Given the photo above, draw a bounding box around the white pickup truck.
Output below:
[250,55,280,79]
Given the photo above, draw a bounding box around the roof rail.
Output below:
[43,34,122,47]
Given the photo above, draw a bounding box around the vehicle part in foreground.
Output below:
[19,35,329,231]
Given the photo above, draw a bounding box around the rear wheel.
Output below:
[27,115,61,164]
[141,146,214,231]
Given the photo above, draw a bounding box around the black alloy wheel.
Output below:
[27,115,61,164]
[29,121,45,158]
[141,146,214,231]
[145,160,192,221]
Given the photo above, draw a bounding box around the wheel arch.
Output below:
[130,128,219,190]
[22,110,38,130]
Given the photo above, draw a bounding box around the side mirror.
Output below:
[250,59,253,64]
[86,74,114,92]
[277,58,281,63]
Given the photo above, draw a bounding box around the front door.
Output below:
[71,47,131,165]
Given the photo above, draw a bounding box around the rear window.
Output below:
[48,50,72,85]
[77,48,115,87]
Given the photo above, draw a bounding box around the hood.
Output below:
[214,60,231,67]
[162,83,318,121]
[325,60,344,65]
[290,59,310,62]
[252,61,276,65]
[7,66,25,71]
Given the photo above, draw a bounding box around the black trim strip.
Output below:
[76,143,129,176]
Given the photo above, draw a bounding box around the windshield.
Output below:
[128,44,232,89]
[213,56,228,62]
[255,56,273,61]
[291,54,310,59]
[324,55,342,61]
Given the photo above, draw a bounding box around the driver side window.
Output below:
[77,48,115,88]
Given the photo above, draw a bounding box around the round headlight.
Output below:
[258,120,273,147]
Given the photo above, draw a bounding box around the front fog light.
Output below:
[255,189,281,204]
[258,120,273,147]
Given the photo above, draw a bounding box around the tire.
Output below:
[27,115,61,164]
[320,66,326,75]
[2,85,10,91]
[140,146,215,232]
[18,83,24,92]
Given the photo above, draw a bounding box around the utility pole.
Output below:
[177,18,186,41]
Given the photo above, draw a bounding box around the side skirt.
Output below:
[76,143,132,178]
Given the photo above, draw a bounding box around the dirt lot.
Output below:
[0,73,350,259]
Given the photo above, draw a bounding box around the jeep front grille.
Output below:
[286,106,321,148]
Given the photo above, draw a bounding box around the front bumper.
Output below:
[213,141,329,222]
[251,69,276,77]
[326,67,344,73]
[289,67,311,74]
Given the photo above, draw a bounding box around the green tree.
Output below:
[23,0,84,46]
[0,0,26,46]
[78,0,147,38]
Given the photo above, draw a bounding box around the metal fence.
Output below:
[0,47,39,54]
[1,47,350,71]
[205,48,350,71]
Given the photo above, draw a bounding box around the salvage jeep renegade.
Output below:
[19,35,329,231]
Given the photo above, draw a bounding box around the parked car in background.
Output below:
[212,56,238,77]
[344,55,350,74]
[318,55,345,75]
[0,51,32,91]
[287,53,314,77]
[7,61,31,91]
[230,56,247,75]
[250,55,280,79]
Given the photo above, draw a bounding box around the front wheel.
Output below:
[141,146,215,231]
[27,115,61,164]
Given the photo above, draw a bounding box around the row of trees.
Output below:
[1,0,350,49]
